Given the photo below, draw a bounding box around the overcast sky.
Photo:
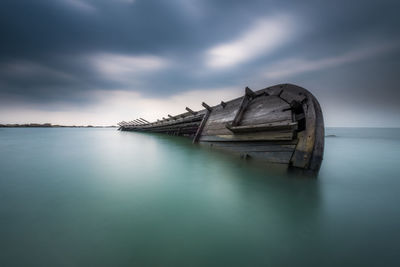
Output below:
[0,0,399,126]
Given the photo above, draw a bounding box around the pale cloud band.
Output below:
[91,53,168,79]
[262,41,400,80]
[205,15,295,69]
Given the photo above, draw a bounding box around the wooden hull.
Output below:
[119,84,324,172]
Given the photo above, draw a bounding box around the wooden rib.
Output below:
[185,107,197,115]
[139,118,150,123]
[202,102,212,112]
[245,86,256,97]
[230,87,255,127]
[193,108,211,143]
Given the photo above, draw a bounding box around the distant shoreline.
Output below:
[0,123,116,128]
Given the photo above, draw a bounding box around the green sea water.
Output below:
[0,127,399,266]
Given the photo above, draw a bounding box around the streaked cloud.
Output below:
[263,41,400,79]
[117,0,135,3]
[61,0,96,12]
[1,60,74,81]
[205,15,294,69]
[90,53,168,82]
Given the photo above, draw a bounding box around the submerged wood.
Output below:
[118,83,324,173]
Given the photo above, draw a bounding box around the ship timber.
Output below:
[118,83,324,172]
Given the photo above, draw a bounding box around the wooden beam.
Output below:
[138,118,148,124]
[193,106,212,143]
[245,86,256,97]
[185,107,197,115]
[230,88,254,126]
[202,102,212,112]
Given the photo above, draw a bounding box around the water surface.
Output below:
[0,128,399,266]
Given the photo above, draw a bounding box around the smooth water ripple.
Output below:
[0,128,399,266]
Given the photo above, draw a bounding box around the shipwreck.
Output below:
[118,83,324,172]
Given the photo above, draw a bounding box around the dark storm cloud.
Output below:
[0,0,399,110]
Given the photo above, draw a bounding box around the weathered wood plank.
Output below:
[204,95,290,126]
[265,85,285,96]
[143,123,200,132]
[202,121,294,136]
[240,96,291,125]
[226,121,297,133]
[240,111,292,126]
[203,118,293,131]
[200,131,294,141]
[203,143,296,152]
[280,86,307,103]
[205,99,242,123]
[206,112,237,124]
[200,140,298,146]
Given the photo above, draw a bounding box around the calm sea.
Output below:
[0,127,399,266]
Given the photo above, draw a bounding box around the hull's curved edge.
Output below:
[281,84,324,172]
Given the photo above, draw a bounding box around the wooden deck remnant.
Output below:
[118,83,324,173]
